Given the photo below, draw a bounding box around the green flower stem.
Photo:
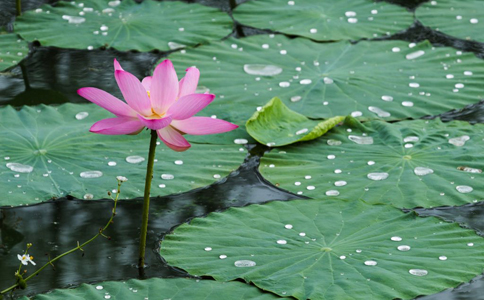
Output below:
[16,0,21,16]
[0,182,122,295]
[138,129,158,269]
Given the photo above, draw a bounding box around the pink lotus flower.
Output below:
[77,59,238,151]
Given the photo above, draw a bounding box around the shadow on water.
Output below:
[0,146,303,298]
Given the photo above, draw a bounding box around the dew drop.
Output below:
[334,181,347,187]
[75,112,89,120]
[381,95,393,102]
[456,185,473,193]
[168,41,186,50]
[409,269,428,276]
[296,128,308,135]
[345,11,356,17]
[402,101,414,107]
[285,224,293,229]
[277,239,287,245]
[96,285,103,290]
[404,136,419,143]
[457,166,482,173]
[213,174,221,179]
[470,18,478,24]
[307,186,316,190]
[368,106,391,117]
[158,184,166,188]
[174,160,183,165]
[351,111,363,117]
[219,255,227,259]
[108,161,117,167]
[348,135,373,145]
[347,18,358,23]
[291,95,302,102]
[243,64,282,76]
[406,50,425,60]
[300,79,312,85]
[327,139,342,146]
[367,161,375,165]
[234,260,256,267]
[279,81,290,88]
[392,47,401,52]
[323,77,334,84]
[204,247,212,251]
[84,193,94,200]
[6,163,33,173]
[161,174,174,180]
[397,245,411,251]
[339,255,346,260]
[439,256,447,261]
[309,28,317,33]
[467,242,474,247]
[325,190,340,196]
[327,154,336,159]
[234,138,248,144]
[464,71,473,76]
[80,171,103,178]
[364,260,377,266]
[126,156,145,164]
[367,172,389,181]
[409,83,420,88]
[391,236,402,241]
[449,135,470,146]
[414,167,434,176]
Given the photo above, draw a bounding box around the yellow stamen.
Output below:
[147,90,150,98]
[30,256,34,260]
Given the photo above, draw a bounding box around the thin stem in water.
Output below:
[0,182,122,295]
[138,129,158,270]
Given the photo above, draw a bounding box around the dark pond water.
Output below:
[1,0,484,299]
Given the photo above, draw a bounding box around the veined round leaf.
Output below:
[27,278,279,300]
[14,0,233,51]
[161,199,484,299]
[416,0,484,43]
[0,33,28,71]
[0,104,245,206]
[246,97,344,147]
[233,0,413,41]
[164,35,484,125]
[260,118,484,208]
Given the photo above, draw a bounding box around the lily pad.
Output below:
[26,278,279,299]
[0,32,29,71]
[233,0,413,41]
[246,97,344,147]
[259,118,484,208]
[0,104,246,206]
[160,199,484,299]
[164,35,484,125]
[416,0,484,43]
[14,0,233,51]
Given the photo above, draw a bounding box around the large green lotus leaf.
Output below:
[24,278,279,299]
[14,0,232,51]
[0,32,29,71]
[164,35,484,125]
[233,0,413,41]
[161,199,484,299]
[416,0,484,43]
[0,104,246,206]
[246,97,345,147]
[259,118,484,208]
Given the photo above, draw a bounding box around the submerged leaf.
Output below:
[246,97,344,147]
[161,199,484,299]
